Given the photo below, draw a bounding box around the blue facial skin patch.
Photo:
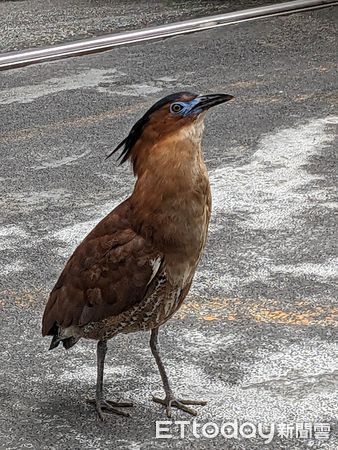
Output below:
[170,97,203,117]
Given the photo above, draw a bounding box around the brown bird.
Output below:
[42,91,233,419]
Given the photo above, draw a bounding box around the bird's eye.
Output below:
[170,103,183,114]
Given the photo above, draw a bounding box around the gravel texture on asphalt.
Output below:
[0,5,337,450]
[1,0,285,52]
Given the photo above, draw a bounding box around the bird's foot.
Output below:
[86,397,133,420]
[153,394,207,418]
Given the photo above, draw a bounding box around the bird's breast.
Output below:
[131,133,211,282]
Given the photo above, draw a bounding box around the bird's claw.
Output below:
[152,395,207,417]
[86,398,133,420]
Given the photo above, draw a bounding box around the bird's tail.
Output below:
[49,335,79,350]
[48,324,80,350]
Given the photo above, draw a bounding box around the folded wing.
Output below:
[42,199,161,336]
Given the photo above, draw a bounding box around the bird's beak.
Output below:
[193,93,234,112]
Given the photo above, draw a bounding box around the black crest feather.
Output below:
[106,91,196,164]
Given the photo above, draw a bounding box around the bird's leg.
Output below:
[86,340,133,420]
[150,328,207,418]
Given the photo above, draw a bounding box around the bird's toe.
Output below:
[152,395,206,417]
[87,398,133,419]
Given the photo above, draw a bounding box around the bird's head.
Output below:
[107,91,233,172]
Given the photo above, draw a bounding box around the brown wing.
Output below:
[42,199,161,336]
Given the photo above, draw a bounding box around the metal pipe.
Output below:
[0,0,336,70]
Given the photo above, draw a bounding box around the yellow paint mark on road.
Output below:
[1,288,47,309]
[2,288,337,329]
[226,314,237,321]
[0,100,151,144]
[228,80,265,89]
[252,309,315,326]
[306,63,336,73]
[178,296,338,328]
[201,315,218,321]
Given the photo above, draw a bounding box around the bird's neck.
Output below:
[129,123,211,257]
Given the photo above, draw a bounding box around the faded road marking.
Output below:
[0,261,26,276]
[0,68,124,105]
[271,260,338,279]
[210,116,338,230]
[33,148,92,170]
[97,83,164,97]
[0,225,29,251]
[241,341,338,397]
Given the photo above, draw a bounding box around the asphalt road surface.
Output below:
[0,0,284,52]
[0,6,337,450]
